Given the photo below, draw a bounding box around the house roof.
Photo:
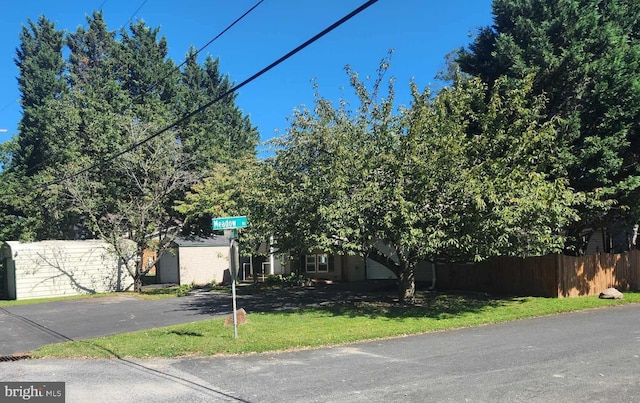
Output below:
[174,236,229,248]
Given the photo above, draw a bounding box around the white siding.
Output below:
[5,240,134,300]
[367,241,399,280]
[178,246,229,286]
[272,254,287,275]
[366,258,397,280]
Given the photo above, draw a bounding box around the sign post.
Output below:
[212,216,248,339]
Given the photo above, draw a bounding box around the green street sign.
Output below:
[212,216,248,230]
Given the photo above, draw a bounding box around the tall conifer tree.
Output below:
[456,0,640,250]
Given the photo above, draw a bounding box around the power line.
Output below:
[176,0,264,71]
[41,0,379,188]
[0,99,17,114]
[16,0,263,178]
[125,0,149,26]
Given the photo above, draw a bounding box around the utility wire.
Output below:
[43,0,379,189]
[175,0,264,71]
[125,0,149,25]
[16,0,263,178]
[0,99,16,114]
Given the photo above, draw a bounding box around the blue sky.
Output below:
[0,0,494,154]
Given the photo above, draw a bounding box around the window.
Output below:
[304,254,333,273]
[305,255,316,272]
[317,254,328,272]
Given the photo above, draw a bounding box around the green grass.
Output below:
[0,287,190,307]
[29,291,640,359]
[0,293,118,307]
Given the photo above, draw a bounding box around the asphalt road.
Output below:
[1,302,639,402]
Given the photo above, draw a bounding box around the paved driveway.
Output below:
[0,283,393,356]
[0,292,230,356]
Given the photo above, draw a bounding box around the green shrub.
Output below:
[265,273,312,287]
[176,284,192,297]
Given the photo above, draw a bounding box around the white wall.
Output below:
[178,246,229,286]
[4,240,134,300]
[366,258,397,280]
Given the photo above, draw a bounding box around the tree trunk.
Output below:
[398,261,416,304]
[134,250,144,292]
[252,255,258,284]
[134,275,143,293]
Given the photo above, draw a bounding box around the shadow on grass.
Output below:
[295,292,523,320]
[177,280,523,321]
[167,330,204,337]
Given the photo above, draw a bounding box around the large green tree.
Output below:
[456,0,640,251]
[13,16,70,173]
[251,61,579,303]
[67,11,130,161]
[1,16,80,241]
[118,20,180,123]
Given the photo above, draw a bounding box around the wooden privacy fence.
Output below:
[435,250,640,298]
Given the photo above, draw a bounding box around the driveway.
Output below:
[0,292,223,356]
[0,282,395,356]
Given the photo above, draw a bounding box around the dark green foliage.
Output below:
[118,20,179,122]
[67,11,130,160]
[456,0,640,245]
[258,59,578,303]
[177,48,258,170]
[13,16,69,173]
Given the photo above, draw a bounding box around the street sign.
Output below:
[212,216,248,230]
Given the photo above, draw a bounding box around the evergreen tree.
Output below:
[13,16,70,174]
[118,20,179,122]
[67,11,129,160]
[456,0,640,250]
[3,12,258,250]
[177,48,258,170]
[3,16,80,240]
